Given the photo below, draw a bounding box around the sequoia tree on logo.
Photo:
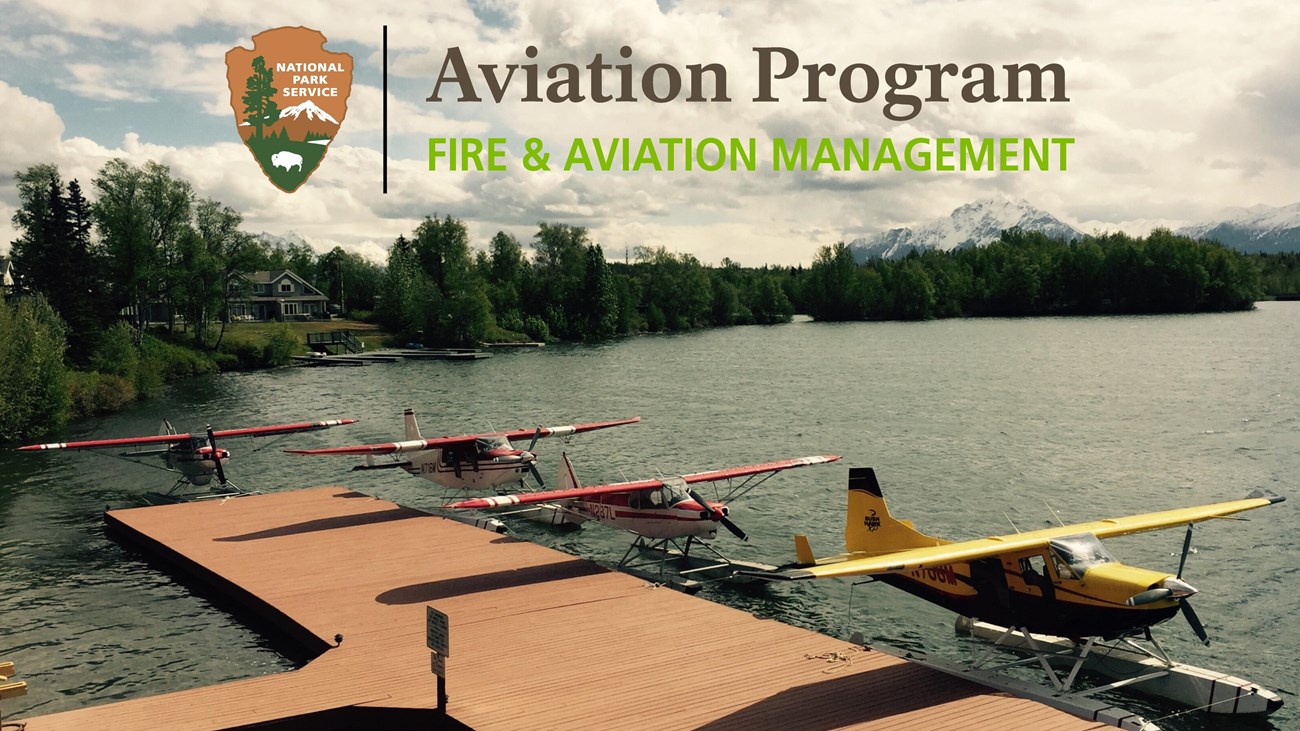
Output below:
[225,27,353,193]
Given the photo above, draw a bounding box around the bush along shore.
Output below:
[0,296,303,442]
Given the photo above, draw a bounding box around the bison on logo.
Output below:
[226,27,353,193]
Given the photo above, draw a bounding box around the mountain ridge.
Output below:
[847,199,1300,261]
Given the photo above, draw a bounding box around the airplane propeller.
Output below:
[1176,523,1193,579]
[1126,523,1210,645]
[206,426,227,486]
[1173,523,1210,646]
[688,488,748,541]
[1181,599,1209,645]
[526,427,542,453]
[526,458,545,488]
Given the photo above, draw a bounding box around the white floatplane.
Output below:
[446,452,841,590]
[287,409,640,531]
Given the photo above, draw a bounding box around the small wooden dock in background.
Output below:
[16,488,1110,730]
[292,349,490,366]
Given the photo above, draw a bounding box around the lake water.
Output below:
[2,303,1297,730]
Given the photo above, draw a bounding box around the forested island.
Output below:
[2,156,1295,440]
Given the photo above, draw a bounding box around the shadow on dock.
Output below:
[377,558,609,604]
[693,661,983,731]
[214,506,426,542]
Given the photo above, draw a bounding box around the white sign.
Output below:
[426,606,449,656]
[431,652,446,678]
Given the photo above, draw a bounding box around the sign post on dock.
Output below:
[426,606,449,712]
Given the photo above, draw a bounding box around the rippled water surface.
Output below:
[2,303,1297,729]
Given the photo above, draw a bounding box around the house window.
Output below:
[279,281,294,293]
[283,302,299,316]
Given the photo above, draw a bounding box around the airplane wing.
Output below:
[495,417,642,444]
[210,419,357,439]
[18,419,357,452]
[285,416,641,456]
[760,491,1285,581]
[445,455,841,509]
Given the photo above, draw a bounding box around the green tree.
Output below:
[803,243,863,321]
[8,163,61,297]
[750,274,795,324]
[636,246,712,330]
[316,246,383,315]
[0,295,69,440]
[376,235,425,337]
[410,216,492,346]
[242,56,279,139]
[530,222,590,338]
[580,244,619,340]
[11,167,108,362]
[92,160,166,333]
[484,231,526,326]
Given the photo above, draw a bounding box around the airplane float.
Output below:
[446,452,840,589]
[285,409,640,491]
[748,467,1286,723]
[18,419,357,502]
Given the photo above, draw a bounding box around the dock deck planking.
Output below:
[18,487,1108,730]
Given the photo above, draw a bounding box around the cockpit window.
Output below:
[660,481,688,506]
[1048,533,1115,579]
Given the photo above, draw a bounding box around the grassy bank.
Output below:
[222,319,389,351]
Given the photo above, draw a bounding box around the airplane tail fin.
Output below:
[404,408,422,440]
[844,468,944,554]
[557,452,581,490]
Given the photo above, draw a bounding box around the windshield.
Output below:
[1048,533,1115,578]
[476,436,511,450]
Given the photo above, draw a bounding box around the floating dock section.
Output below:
[17,488,1110,730]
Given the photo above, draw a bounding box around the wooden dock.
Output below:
[16,488,1111,730]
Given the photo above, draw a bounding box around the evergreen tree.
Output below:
[8,164,61,297]
[242,56,279,139]
[580,244,618,340]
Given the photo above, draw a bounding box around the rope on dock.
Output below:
[804,646,864,673]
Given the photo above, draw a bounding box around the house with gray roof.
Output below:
[230,270,330,321]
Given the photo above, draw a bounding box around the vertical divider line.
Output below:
[383,24,389,194]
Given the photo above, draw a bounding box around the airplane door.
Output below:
[1018,554,1056,601]
[969,557,1012,614]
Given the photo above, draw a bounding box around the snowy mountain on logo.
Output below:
[279,100,340,124]
[266,100,340,142]
[848,199,1083,262]
[1177,203,1300,253]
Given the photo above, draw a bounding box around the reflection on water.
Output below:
[1,304,1297,730]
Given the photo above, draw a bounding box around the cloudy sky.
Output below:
[2,0,1298,265]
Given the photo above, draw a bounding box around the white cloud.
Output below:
[0,81,66,169]
[3,2,1300,265]
[3,33,75,57]
[59,62,152,102]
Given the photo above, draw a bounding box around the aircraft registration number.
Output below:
[583,503,617,520]
[910,565,958,586]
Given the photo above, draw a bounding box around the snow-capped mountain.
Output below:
[255,231,317,254]
[1177,203,1300,253]
[848,199,1084,261]
[278,100,339,124]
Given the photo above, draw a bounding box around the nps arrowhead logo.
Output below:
[225,27,353,193]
